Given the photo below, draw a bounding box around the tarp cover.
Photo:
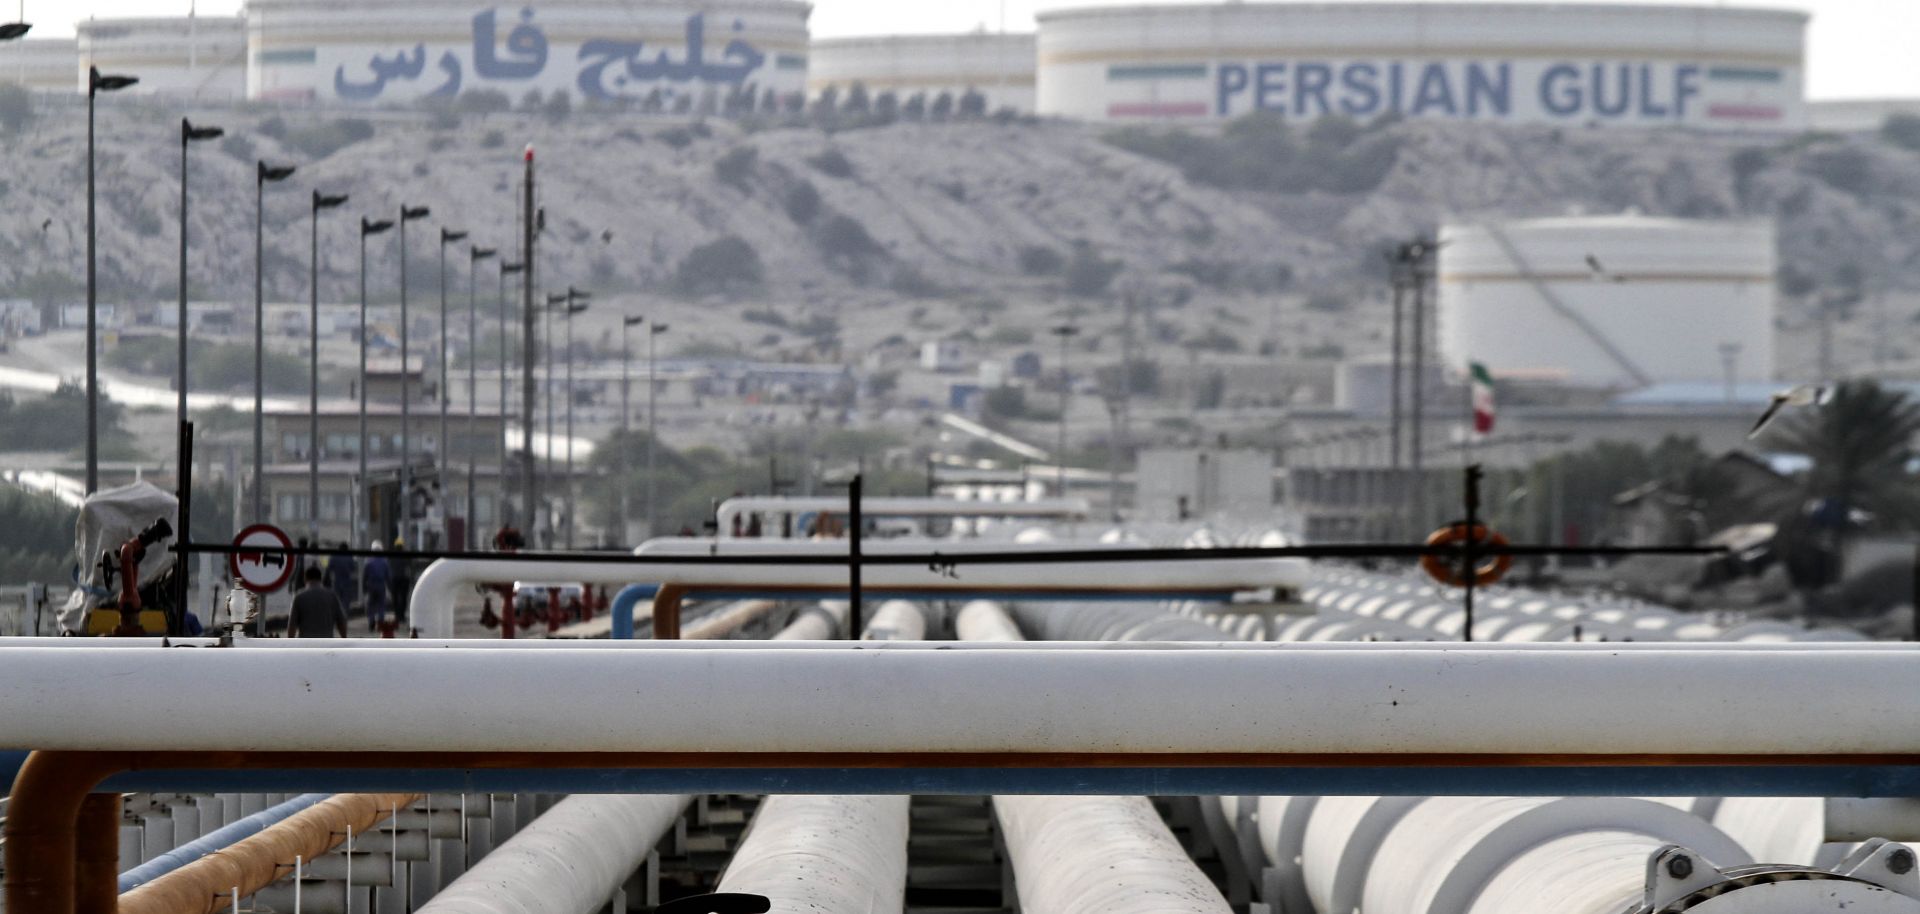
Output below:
[58,481,178,633]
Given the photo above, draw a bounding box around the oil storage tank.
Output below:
[1437,214,1776,390]
[78,15,249,99]
[1,38,78,92]
[810,32,1036,114]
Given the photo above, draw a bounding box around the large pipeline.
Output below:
[116,793,416,914]
[117,794,328,891]
[963,600,1231,914]
[411,795,690,914]
[713,602,927,913]
[6,645,1920,757]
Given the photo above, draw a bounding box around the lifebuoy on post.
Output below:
[1421,522,1514,588]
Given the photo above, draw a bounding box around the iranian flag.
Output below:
[1470,362,1496,435]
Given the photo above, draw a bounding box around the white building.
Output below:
[1809,98,1920,132]
[0,38,77,92]
[809,32,1036,114]
[78,15,248,100]
[245,0,810,106]
[1437,214,1776,391]
[1034,2,1806,128]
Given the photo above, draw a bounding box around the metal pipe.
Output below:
[413,794,687,914]
[408,554,1306,637]
[117,793,416,914]
[118,794,328,891]
[712,497,1090,538]
[995,794,1230,914]
[6,645,1920,756]
[76,794,119,914]
[716,795,909,911]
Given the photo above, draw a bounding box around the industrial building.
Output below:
[1437,213,1777,390]
[244,0,811,105]
[76,15,248,99]
[808,32,1037,114]
[1034,2,1807,126]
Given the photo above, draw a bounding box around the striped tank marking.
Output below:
[1108,101,1210,118]
[776,53,806,71]
[1708,66,1783,83]
[1108,63,1208,81]
[1709,104,1784,121]
[255,47,317,65]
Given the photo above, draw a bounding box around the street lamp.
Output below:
[466,244,496,548]
[396,204,430,545]
[1049,323,1080,496]
[543,291,565,543]
[355,216,394,547]
[308,190,348,539]
[253,160,297,524]
[497,260,524,521]
[176,118,221,480]
[0,23,30,41]
[619,314,645,544]
[436,227,468,547]
[647,322,669,537]
[85,65,137,496]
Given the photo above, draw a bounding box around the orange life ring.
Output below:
[1421,523,1514,588]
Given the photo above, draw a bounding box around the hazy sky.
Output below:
[21,0,1916,100]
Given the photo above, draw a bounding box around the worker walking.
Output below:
[326,542,356,616]
[288,566,349,638]
[364,542,392,632]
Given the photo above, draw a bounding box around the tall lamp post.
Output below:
[355,217,395,546]
[558,288,589,548]
[1049,323,1080,496]
[465,244,495,548]
[177,118,221,480]
[436,227,468,547]
[308,189,348,539]
[85,65,137,496]
[396,204,430,545]
[252,161,297,523]
[619,314,645,544]
[647,322,669,537]
[498,260,523,521]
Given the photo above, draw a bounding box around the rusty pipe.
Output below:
[651,584,685,640]
[4,751,124,914]
[117,792,417,914]
[75,795,121,914]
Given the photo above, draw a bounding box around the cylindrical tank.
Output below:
[1437,215,1776,390]
[246,0,809,105]
[809,33,1036,113]
[1036,3,1806,128]
[78,16,248,99]
[0,38,78,91]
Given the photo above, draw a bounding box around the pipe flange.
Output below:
[1640,866,1853,914]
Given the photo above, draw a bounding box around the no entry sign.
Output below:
[230,524,295,593]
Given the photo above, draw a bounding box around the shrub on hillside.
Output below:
[673,236,764,296]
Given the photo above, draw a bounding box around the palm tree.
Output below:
[1755,380,1920,583]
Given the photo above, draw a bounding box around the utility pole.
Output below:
[1050,323,1079,496]
[437,227,468,547]
[1405,238,1435,534]
[620,315,645,544]
[519,146,538,539]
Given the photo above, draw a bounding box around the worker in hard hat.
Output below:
[363,540,392,632]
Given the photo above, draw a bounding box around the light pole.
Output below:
[1049,323,1079,496]
[436,227,468,547]
[355,217,394,546]
[619,314,645,544]
[647,322,668,536]
[253,160,296,524]
[498,260,523,522]
[397,204,430,544]
[309,189,348,540]
[518,146,538,552]
[177,118,221,478]
[467,245,495,548]
[543,292,564,544]
[558,288,589,548]
[85,65,137,496]
[0,21,30,40]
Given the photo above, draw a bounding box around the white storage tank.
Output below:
[810,32,1036,114]
[1035,2,1806,128]
[78,15,248,99]
[1437,214,1776,390]
[246,0,810,106]
[0,38,78,92]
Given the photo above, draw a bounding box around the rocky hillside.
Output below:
[3,100,1918,376]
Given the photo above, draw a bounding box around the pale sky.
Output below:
[20,0,1917,100]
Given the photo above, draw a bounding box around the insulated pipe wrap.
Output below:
[716,794,910,912]
[117,793,416,914]
[993,794,1231,914]
[412,794,689,914]
[118,794,329,891]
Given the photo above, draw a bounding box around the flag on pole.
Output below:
[1470,362,1496,435]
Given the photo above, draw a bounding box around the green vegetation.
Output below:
[0,486,76,583]
[1063,242,1123,297]
[0,82,33,133]
[1018,245,1064,276]
[1105,112,1403,195]
[672,236,764,296]
[107,337,307,394]
[714,145,758,190]
[1882,114,1920,153]
[280,118,377,160]
[0,382,124,453]
[807,148,856,179]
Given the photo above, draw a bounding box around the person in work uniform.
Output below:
[287,566,348,638]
